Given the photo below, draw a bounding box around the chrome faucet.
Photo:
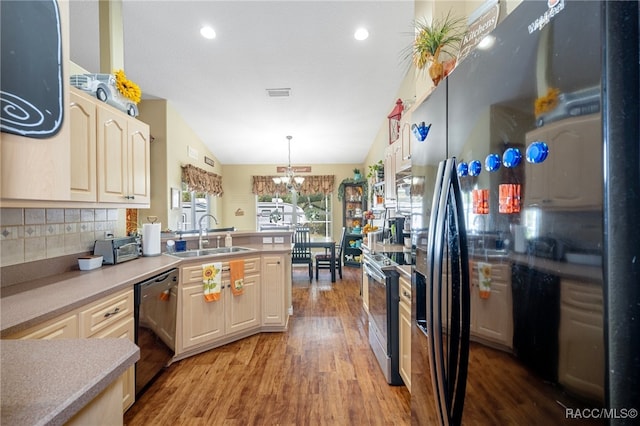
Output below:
[198,214,219,249]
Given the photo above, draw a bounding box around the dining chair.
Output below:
[315,227,346,280]
[292,226,313,281]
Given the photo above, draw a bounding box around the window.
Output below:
[181,183,210,230]
[257,192,333,240]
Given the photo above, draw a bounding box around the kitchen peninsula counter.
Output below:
[1,241,292,337]
[1,339,139,426]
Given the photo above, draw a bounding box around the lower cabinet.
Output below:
[398,274,411,392]
[261,254,287,327]
[179,256,261,353]
[361,266,369,313]
[7,288,135,413]
[469,261,513,349]
[558,279,604,403]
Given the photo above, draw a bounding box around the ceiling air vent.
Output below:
[266,88,291,97]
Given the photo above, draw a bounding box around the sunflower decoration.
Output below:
[203,264,220,291]
[114,69,142,104]
[534,87,560,116]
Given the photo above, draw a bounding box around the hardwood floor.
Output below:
[124,266,411,425]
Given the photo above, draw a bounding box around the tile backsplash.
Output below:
[0,208,121,267]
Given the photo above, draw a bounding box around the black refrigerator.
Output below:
[410,1,639,425]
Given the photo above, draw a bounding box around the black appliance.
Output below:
[390,217,406,244]
[511,264,560,383]
[363,252,403,385]
[134,268,178,396]
[411,1,639,424]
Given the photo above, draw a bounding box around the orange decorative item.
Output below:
[499,184,521,213]
[472,189,489,214]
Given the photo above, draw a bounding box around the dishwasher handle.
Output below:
[139,269,178,290]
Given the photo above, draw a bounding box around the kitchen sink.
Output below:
[167,246,254,258]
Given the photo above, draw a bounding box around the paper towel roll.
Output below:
[513,225,527,253]
[142,223,161,256]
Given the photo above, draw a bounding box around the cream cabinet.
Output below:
[70,89,98,202]
[179,257,261,353]
[559,279,604,403]
[398,274,412,392]
[8,312,78,340]
[524,113,602,209]
[384,144,396,202]
[261,254,287,328]
[396,114,412,173]
[469,261,513,349]
[361,266,369,313]
[96,104,150,205]
[79,289,135,412]
[6,288,136,412]
[0,1,71,203]
[69,87,151,205]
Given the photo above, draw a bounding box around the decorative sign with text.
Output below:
[458,2,501,63]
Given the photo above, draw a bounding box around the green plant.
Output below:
[402,11,465,84]
[353,168,361,175]
[367,160,383,179]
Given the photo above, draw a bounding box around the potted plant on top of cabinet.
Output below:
[405,11,465,86]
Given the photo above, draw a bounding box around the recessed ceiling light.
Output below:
[477,35,495,50]
[200,26,216,40]
[354,28,369,41]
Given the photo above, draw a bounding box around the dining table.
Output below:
[298,237,337,282]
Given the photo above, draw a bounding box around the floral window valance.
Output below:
[252,175,335,196]
[182,164,223,196]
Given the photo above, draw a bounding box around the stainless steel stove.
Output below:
[363,251,403,386]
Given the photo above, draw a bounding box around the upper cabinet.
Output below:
[396,111,412,173]
[0,0,71,203]
[96,102,150,205]
[69,87,150,206]
[70,89,97,202]
[524,113,602,210]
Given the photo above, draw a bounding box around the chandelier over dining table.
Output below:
[273,135,304,189]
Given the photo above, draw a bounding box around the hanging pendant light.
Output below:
[273,135,304,190]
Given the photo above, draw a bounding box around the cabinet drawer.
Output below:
[561,279,603,312]
[93,316,134,341]
[9,313,78,340]
[79,289,134,337]
[182,257,260,285]
[399,276,411,306]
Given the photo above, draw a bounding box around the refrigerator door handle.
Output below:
[428,158,471,426]
[428,159,452,425]
[448,157,471,425]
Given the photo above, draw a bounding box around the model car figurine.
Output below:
[70,73,139,117]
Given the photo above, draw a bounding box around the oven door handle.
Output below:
[364,263,386,283]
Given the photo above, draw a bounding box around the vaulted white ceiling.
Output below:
[69,1,415,165]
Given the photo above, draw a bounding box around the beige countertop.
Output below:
[1,254,181,337]
[0,242,292,426]
[1,243,292,337]
[1,338,139,426]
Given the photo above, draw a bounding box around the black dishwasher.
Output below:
[511,264,560,383]
[134,268,178,396]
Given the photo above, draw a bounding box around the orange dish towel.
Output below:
[203,262,222,302]
[229,259,245,296]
